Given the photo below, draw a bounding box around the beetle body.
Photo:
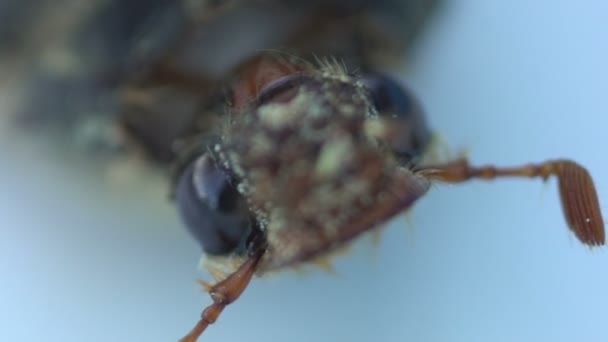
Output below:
[106,1,441,272]
[6,0,442,272]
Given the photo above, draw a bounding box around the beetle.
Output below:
[4,1,604,341]
[171,53,604,342]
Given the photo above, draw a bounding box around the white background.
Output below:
[1,1,607,341]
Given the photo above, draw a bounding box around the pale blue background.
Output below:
[1,1,607,341]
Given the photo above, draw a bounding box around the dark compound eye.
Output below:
[363,73,432,164]
[175,153,252,255]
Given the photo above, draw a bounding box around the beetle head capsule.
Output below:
[214,56,432,271]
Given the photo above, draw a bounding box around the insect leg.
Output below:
[415,158,605,247]
[180,249,265,342]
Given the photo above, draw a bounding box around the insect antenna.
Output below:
[416,158,605,246]
[180,248,266,342]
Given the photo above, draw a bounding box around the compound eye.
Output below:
[175,153,251,255]
[363,73,432,163]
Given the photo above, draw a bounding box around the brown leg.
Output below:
[415,158,605,246]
